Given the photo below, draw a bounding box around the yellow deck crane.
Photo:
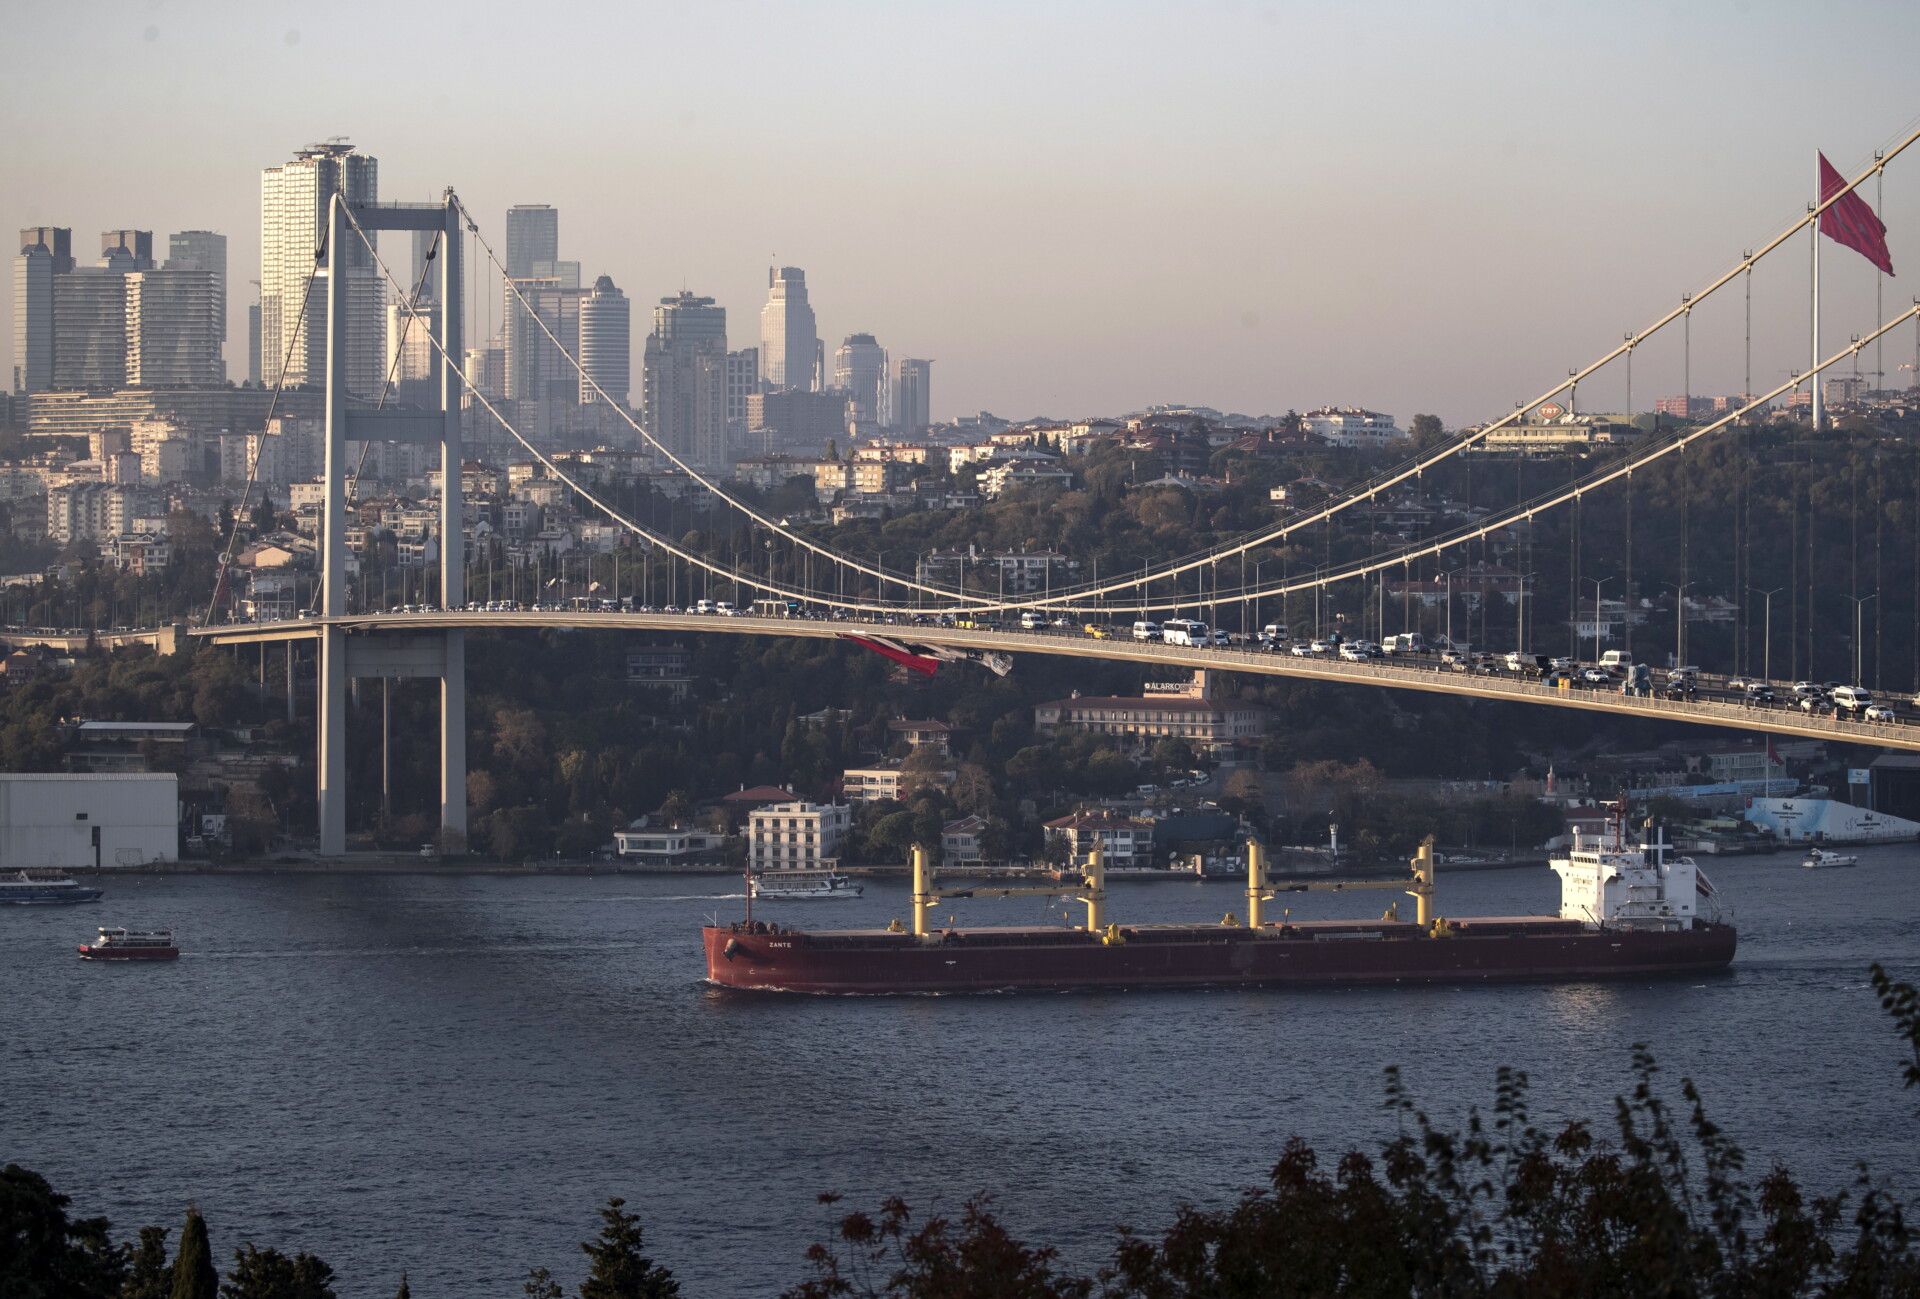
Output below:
[898,841,1121,942]
[1234,836,1442,933]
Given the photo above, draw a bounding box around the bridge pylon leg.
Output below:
[318,625,348,855]
[440,629,466,846]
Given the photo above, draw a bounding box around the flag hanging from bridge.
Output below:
[1819,152,1894,275]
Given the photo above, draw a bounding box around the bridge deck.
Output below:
[163,611,1920,755]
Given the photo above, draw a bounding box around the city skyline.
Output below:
[5,2,1920,426]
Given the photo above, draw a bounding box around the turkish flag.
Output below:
[842,634,938,676]
[1819,152,1894,275]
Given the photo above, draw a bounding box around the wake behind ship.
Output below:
[704,818,1735,994]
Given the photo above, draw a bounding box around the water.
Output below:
[5,851,1919,1297]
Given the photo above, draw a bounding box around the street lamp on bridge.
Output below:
[1842,593,1878,686]
[1749,586,1784,683]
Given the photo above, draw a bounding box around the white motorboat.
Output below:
[750,869,864,900]
[1802,847,1859,869]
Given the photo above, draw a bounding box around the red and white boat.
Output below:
[77,927,178,961]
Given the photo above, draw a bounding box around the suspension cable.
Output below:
[206,231,327,625]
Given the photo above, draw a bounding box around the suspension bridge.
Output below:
[13,126,1920,853]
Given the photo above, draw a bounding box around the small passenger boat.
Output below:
[1,869,103,905]
[77,927,179,960]
[1802,847,1860,869]
[749,869,863,901]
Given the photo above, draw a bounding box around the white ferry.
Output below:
[1802,847,1859,869]
[1,869,104,905]
[749,869,864,901]
[77,927,178,960]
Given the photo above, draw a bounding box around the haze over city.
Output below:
[7,0,1920,426]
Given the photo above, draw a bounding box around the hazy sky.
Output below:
[6,0,1920,426]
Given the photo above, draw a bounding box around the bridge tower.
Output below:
[317,191,466,855]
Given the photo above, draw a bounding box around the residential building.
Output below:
[1044,811,1155,869]
[760,267,819,392]
[747,799,851,870]
[985,550,1078,595]
[1472,416,1641,457]
[164,230,227,376]
[578,275,630,408]
[1301,407,1404,448]
[126,265,224,386]
[978,458,1071,496]
[641,292,728,470]
[888,719,953,755]
[841,766,907,803]
[833,333,889,427]
[626,645,692,698]
[260,141,384,396]
[47,482,160,544]
[893,357,932,432]
[941,815,988,864]
[101,532,170,574]
[1033,689,1267,750]
[746,388,847,457]
[53,263,133,388]
[613,826,727,863]
[724,348,759,429]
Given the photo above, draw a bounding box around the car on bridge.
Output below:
[1579,667,1612,686]
[1865,703,1898,723]
[1744,684,1778,705]
[1290,642,1316,657]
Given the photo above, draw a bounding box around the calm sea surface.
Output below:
[5,851,1919,1297]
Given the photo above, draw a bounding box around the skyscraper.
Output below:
[504,205,558,279]
[126,265,224,386]
[578,275,631,408]
[166,231,227,379]
[833,333,889,428]
[260,141,383,396]
[13,227,72,394]
[894,357,933,433]
[642,292,728,469]
[759,267,819,392]
[50,232,153,390]
[725,348,759,428]
[385,298,441,409]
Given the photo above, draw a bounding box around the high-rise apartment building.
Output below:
[97,231,155,271]
[165,231,227,381]
[385,299,441,408]
[126,266,224,386]
[642,291,728,469]
[893,357,933,432]
[13,227,73,393]
[833,333,889,428]
[247,302,262,383]
[578,275,631,408]
[53,263,133,389]
[760,267,819,392]
[725,348,759,427]
[260,141,383,396]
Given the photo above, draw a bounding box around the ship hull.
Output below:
[77,945,178,960]
[702,921,1737,994]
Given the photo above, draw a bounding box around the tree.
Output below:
[868,810,920,861]
[168,1206,217,1299]
[391,1274,410,1299]
[657,790,691,828]
[1409,412,1445,444]
[218,1245,335,1299]
[0,1163,125,1299]
[124,1226,172,1299]
[522,1269,563,1299]
[577,1198,679,1299]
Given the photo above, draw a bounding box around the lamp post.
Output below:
[1585,577,1612,666]
[1439,568,1465,652]
[1661,581,1691,670]
[1252,559,1268,636]
[1842,593,1877,686]
[1748,587,1783,682]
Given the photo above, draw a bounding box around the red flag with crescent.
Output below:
[1819,152,1894,275]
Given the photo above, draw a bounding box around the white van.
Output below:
[1020,611,1047,630]
[694,599,717,614]
[1132,620,1163,642]
[1600,649,1632,669]
[1161,619,1208,646]
[715,601,738,616]
[1831,685,1874,713]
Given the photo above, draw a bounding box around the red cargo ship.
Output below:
[704,821,1735,994]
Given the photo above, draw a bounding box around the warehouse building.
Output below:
[0,774,178,868]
